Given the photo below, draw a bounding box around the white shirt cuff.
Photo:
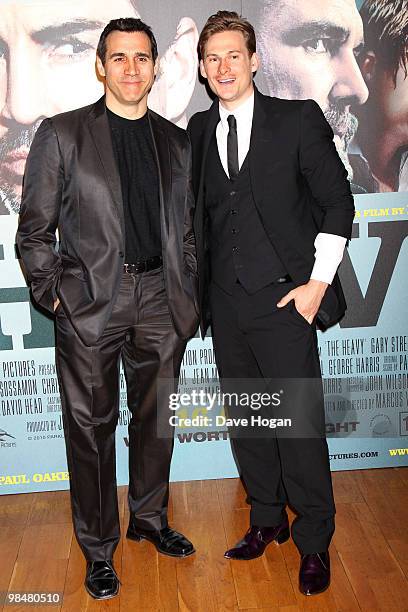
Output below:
[310,232,347,284]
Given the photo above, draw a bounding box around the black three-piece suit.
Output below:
[188,88,354,553]
[17,96,199,561]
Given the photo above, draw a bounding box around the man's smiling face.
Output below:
[96,30,158,114]
[200,30,259,110]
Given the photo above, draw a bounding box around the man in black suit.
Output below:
[188,11,354,596]
[17,18,198,600]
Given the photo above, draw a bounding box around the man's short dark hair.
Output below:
[360,0,408,84]
[97,17,158,65]
[198,11,256,60]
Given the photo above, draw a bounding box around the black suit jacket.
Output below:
[187,89,355,337]
[17,97,199,345]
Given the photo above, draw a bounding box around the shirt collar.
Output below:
[218,91,254,130]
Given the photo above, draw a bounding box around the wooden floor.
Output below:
[1,469,407,611]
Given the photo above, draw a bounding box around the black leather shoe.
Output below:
[224,518,290,560]
[126,523,195,558]
[299,551,330,596]
[85,560,120,600]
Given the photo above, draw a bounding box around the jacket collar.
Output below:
[147,109,171,237]
[88,96,125,238]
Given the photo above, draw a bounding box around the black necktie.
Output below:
[227,114,239,180]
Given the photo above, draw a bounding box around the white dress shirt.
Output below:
[216,92,347,284]
[217,92,254,175]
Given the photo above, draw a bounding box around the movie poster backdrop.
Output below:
[0,0,407,494]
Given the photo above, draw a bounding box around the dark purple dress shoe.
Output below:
[299,551,330,595]
[224,518,290,560]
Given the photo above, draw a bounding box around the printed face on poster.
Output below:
[247,0,408,195]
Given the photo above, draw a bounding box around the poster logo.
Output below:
[370,413,394,437]
[0,428,15,441]
[0,427,16,448]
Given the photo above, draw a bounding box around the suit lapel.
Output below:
[148,110,171,239]
[88,97,125,238]
[198,99,220,203]
[249,89,280,208]
[194,99,220,245]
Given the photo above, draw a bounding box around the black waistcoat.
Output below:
[204,133,286,294]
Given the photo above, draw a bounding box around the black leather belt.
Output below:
[123,256,162,274]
